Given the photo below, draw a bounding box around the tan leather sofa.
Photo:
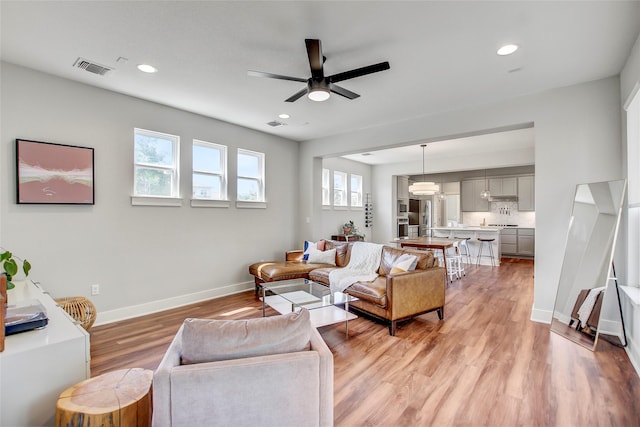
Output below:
[249,240,445,335]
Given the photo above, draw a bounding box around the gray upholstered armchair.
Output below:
[152,309,333,427]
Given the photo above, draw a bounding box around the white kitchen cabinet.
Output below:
[461,179,489,212]
[518,176,535,211]
[489,177,517,196]
[1,280,90,426]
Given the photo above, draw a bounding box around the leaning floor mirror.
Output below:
[550,179,627,351]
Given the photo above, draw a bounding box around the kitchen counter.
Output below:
[430,227,501,266]
[431,226,502,231]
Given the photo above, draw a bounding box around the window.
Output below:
[133,128,179,198]
[333,170,347,207]
[192,140,227,200]
[237,149,265,202]
[351,174,363,207]
[322,168,330,206]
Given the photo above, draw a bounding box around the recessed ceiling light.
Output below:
[137,64,158,73]
[278,113,290,119]
[497,44,519,56]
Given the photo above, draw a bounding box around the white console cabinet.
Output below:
[1,280,90,426]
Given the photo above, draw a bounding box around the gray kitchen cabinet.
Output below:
[500,228,517,255]
[397,175,409,199]
[461,179,489,212]
[518,176,535,211]
[518,228,535,255]
[489,177,517,196]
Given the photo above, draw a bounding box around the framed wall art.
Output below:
[16,139,95,204]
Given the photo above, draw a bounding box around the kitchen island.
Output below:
[430,226,502,266]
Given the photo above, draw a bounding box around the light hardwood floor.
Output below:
[90,258,640,426]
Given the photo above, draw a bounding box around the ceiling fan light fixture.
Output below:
[308,88,330,102]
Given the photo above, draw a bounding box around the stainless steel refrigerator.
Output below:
[420,199,432,237]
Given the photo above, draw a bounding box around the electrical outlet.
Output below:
[91,284,100,295]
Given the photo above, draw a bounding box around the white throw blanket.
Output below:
[329,242,384,293]
[577,286,606,325]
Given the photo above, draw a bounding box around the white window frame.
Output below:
[333,170,348,208]
[132,128,181,206]
[191,140,228,207]
[237,148,266,207]
[350,174,363,208]
[322,168,331,206]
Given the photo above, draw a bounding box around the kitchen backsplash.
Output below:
[462,202,536,228]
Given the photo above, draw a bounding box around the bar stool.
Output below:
[450,240,465,278]
[436,250,460,282]
[476,237,496,267]
[454,237,472,265]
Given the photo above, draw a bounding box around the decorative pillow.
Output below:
[303,240,326,260]
[307,247,337,265]
[390,254,418,274]
[180,309,311,365]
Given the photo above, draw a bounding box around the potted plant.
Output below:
[343,220,355,235]
[1,250,31,290]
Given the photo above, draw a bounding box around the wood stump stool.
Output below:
[56,368,153,427]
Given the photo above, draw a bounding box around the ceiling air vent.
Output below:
[73,57,112,76]
[266,121,287,127]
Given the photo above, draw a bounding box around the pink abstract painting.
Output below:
[17,139,94,204]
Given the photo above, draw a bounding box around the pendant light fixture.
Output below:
[437,178,447,200]
[409,144,440,195]
[480,169,491,199]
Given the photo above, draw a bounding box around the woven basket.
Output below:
[56,296,97,331]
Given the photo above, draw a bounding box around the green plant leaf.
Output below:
[0,251,10,262]
[23,259,31,276]
[4,258,18,276]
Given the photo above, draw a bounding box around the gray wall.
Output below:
[1,62,299,323]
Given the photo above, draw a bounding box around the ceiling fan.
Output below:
[248,39,390,102]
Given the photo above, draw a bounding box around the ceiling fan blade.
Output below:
[248,70,307,83]
[330,84,360,100]
[305,39,324,79]
[328,61,390,83]
[285,87,308,102]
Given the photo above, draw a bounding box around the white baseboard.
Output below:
[625,336,640,379]
[530,304,552,324]
[94,281,254,326]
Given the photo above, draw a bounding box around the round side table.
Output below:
[56,368,153,427]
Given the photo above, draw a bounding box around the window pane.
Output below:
[135,134,174,166]
[238,178,259,201]
[334,171,347,206]
[134,167,173,196]
[322,169,330,205]
[193,173,221,199]
[351,174,363,207]
[238,153,259,177]
[193,144,221,173]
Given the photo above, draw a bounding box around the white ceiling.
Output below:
[1,1,639,149]
[341,126,535,165]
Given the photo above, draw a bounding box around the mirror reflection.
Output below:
[550,179,626,350]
